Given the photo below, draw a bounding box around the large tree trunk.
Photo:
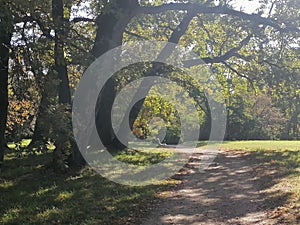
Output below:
[52,0,85,169]
[93,0,138,151]
[52,0,71,106]
[29,88,51,146]
[0,3,12,170]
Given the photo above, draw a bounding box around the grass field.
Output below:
[0,140,299,224]
[220,140,300,151]
[0,151,179,225]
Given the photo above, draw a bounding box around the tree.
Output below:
[1,0,88,169]
[92,0,300,149]
[0,0,13,169]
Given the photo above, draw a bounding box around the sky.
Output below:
[231,0,263,13]
[72,0,266,18]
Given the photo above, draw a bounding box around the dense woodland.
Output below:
[0,0,299,171]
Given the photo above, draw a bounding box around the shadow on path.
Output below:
[142,151,288,225]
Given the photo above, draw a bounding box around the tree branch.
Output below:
[168,10,197,44]
[71,17,95,23]
[20,16,54,40]
[222,61,252,82]
[157,10,197,60]
[137,3,300,33]
[222,61,256,91]
[184,35,252,67]
[124,30,149,40]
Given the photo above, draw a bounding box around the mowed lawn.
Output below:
[0,140,299,224]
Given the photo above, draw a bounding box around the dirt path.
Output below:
[142,151,277,225]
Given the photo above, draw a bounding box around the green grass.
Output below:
[220,140,300,151]
[1,140,299,224]
[114,148,175,166]
[7,139,31,149]
[0,150,178,225]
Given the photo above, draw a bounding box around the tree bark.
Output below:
[93,0,139,150]
[0,3,12,170]
[29,88,51,146]
[52,0,85,168]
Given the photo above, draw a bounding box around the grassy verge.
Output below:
[0,149,179,225]
[114,148,175,166]
[220,141,300,224]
